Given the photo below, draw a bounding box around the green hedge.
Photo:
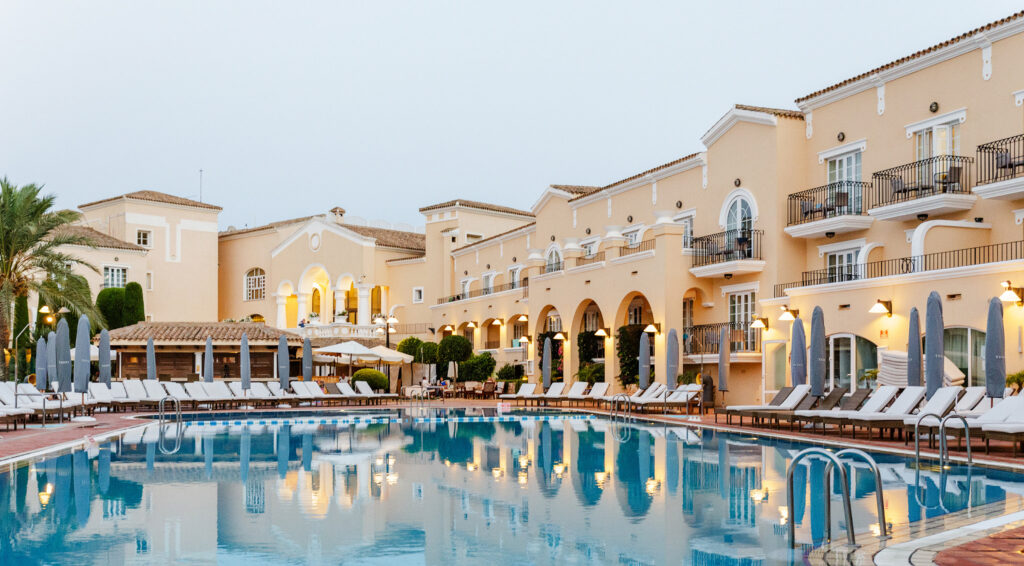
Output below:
[458,352,496,382]
[496,363,525,382]
[96,287,126,330]
[575,362,605,384]
[615,324,644,387]
[123,282,146,326]
[576,330,602,364]
[352,368,388,391]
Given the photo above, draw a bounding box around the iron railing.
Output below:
[774,240,1024,296]
[682,321,761,354]
[787,181,870,226]
[977,133,1024,186]
[691,229,763,267]
[870,155,973,208]
[618,239,656,257]
[437,281,522,304]
[574,251,605,267]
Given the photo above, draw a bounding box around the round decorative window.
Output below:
[309,233,321,251]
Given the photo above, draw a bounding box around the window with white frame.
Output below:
[583,309,599,332]
[545,314,562,332]
[627,298,645,325]
[103,266,127,288]
[136,230,151,247]
[624,229,640,247]
[508,267,521,289]
[482,273,495,294]
[726,198,753,233]
[682,298,694,328]
[461,279,471,297]
[582,241,598,257]
[827,151,863,213]
[729,291,756,351]
[412,287,424,304]
[244,268,266,301]
[545,249,562,273]
[915,121,961,160]
[512,321,526,346]
[826,248,859,282]
[677,216,694,249]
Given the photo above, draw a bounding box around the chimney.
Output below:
[330,206,346,223]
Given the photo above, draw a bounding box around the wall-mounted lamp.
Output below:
[518,314,528,322]
[466,321,477,329]
[39,305,51,314]
[491,319,502,326]
[643,323,661,334]
[553,332,567,341]
[442,325,453,331]
[750,316,769,330]
[868,299,892,317]
[520,335,531,345]
[1000,280,1023,305]
[594,328,610,338]
[778,307,799,322]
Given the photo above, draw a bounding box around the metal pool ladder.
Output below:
[914,412,972,467]
[158,396,183,455]
[785,447,887,549]
[609,393,633,422]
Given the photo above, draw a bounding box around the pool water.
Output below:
[1,408,1021,565]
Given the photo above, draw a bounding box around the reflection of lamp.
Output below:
[518,454,530,468]
[553,462,566,477]
[466,462,478,471]
[778,307,798,322]
[778,506,789,522]
[491,468,505,479]
[594,471,608,488]
[644,478,661,495]
[868,299,892,317]
[38,483,54,506]
[750,488,767,503]
[386,473,399,485]
[518,471,528,485]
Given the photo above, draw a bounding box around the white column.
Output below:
[333,290,344,322]
[297,293,310,324]
[380,286,389,317]
[276,296,288,329]
[356,284,371,326]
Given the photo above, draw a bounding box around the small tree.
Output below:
[352,368,389,391]
[123,282,145,326]
[438,335,472,381]
[11,295,30,380]
[96,287,126,330]
[396,336,423,359]
[575,362,605,384]
[616,324,644,387]
[496,363,524,382]
[459,352,496,382]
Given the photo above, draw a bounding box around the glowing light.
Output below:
[643,324,658,334]
[749,488,767,503]
[386,473,399,485]
[1000,288,1022,303]
[517,455,530,468]
[594,471,608,488]
[491,468,505,479]
[467,321,477,329]
[517,471,528,485]
[869,300,892,316]
[594,328,607,337]
[518,315,528,322]
[553,332,566,341]
[645,478,661,495]
[778,309,795,322]
[779,506,789,522]
[491,319,502,326]
[38,483,54,507]
[750,318,766,329]
[552,462,566,476]
[466,462,478,472]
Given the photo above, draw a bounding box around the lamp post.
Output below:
[375,315,399,389]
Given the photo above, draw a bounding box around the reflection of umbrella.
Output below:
[809,307,826,397]
[717,327,730,392]
[302,433,313,472]
[303,338,313,382]
[810,458,826,544]
[56,319,71,392]
[240,333,251,391]
[925,291,943,399]
[666,329,679,390]
[790,317,806,386]
[278,336,290,390]
[55,453,72,520]
[73,315,90,394]
[204,436,214,479]
[907,308,922,387]
[47,331,57,392]
[204,337,214,383]
[73,450,91,526]
[638,332,650,390]
[542,338,552,390]
[792,462,807,524]
[98,444,111,494]
[99,330,112,386]
[35,337,47,392]
[240,429,251,484]
[278,424,291,479]
[146,338,156,381]
[665,440,679,495]
[986,297,1006,399]
[717,435,729,499]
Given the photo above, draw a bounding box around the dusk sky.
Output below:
[2,2,1020,231]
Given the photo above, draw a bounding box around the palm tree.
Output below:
[0,178,103,378]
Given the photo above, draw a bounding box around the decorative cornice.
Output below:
[701,108,777,148]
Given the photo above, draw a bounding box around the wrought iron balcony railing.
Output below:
[870,155,973,208]
[691,229,763,267]
[977,133,1024,186]
[682,321,761,354]
[787,181,870,226]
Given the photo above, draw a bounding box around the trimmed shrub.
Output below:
[575,362,605,384]
[576,330,602,364]
[396,337,423,359]
[418,342,439,365]
[496,363,524,382]
[352,368,388,391]
[96,287,126,330]
[615,324,645,387]
[123,282,145,326]
[438,335,472,380]
[458,352,496,382]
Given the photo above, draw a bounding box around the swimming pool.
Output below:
[1,408,1021,565]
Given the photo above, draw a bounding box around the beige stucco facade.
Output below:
[57,12,1024,406]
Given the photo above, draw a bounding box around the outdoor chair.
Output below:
[935,166,962,192]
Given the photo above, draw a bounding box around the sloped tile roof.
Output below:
[345,224,425,251]
[106,322,301,344]
[418,199,534,218]
[55,225,147,251]
[550,184,601,196]
[796,10,1024,103]
[80,190,222,211]
[734,104,804,120]
[451,222,536,252]
[568,152,704,202]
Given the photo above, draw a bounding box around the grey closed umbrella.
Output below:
[717,326,730,392]
[790,317,807,386]
[204,337,214,382]
[278,335,290,390]
[666,329,679,390]
[35,337,47,392]
[73,315,90,393]
[809,307,826,397]
[907,307,922,387]
[46,331,57,392]
[240,333,251,391]
[925,291,944,400]
[99,329,111,386]
[302,338,312,382]
[56,318,71,393]
[542,337,552,390]
[146,338,156,381]
[985,297,1006,399]
[638,332,651,390]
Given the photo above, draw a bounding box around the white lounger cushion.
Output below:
[849,386,929,422]
[356,381,397,397]
[563,382,588,398]
[586,383,609,398]
[729,384,811,412]
[142,380,168,399]
[499,383,535,399]
[939,395,1024,429]
[955,387,986,412]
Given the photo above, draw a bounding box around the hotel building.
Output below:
[66,12,1024,405]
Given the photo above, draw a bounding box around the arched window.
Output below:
[311,288,321,317]
[726,198,753,233]
[245,268,266,301]
[545,249,563,273]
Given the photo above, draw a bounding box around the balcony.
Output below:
[689,229,765,278]
[682,322,761,356]
[573,251,605,268]
[773,239,1024,296]
[784,181,874,238]
[293,322,381,340]
[868,155,975,221]
[437,281,526,304]
[974,134,1024,200]
[617,239,656,258]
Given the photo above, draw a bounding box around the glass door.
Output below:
[762,340,787,402]
[829,335,853,392]
[729,291,755,351]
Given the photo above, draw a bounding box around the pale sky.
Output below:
[1,2,1021,231]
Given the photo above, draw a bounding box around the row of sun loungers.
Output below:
[499,381,706,413]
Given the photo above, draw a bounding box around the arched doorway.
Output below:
[536,305,564,382]
[571,299,607,383]
[613,293,655,388]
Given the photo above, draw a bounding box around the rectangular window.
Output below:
[412,287,424,304]
[679,218,694,249]
[728,291,755,351]
[512,321,526,347]
[136,230,151,247]
[682,298,694,328]
[145,272,153,291]
[827,151,863,214]
[583,311,599,332]
[103,266,127,288]
[915,122,960,160]
[624,230,640,246]
[245,269,266,301]
[582,241,598,257]
[461,280,471,297]
[545,315,562,333]
[826,249,859,282]
[482,274,494,294]
[508,268,521,289]
[628,305,643,325]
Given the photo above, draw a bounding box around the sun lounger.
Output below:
[814,386,901,434]
[122,379,165,409]
[160,382,203,409]
[566,382,609,406]
[760,386,849,429]
[0,382,78,419]
[204,381,244,408]
[726,385,810,426]
[838,386,927,438]
[791,387,871,432]
[142,380,169,400]
[267,382,302,400]
[954,386,986,413]
[499,383,536,403]
[355,381,397,402]
[528,382,566,406]
[719,386,795,424]
[556,382,588,405]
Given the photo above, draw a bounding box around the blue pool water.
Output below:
[1,407,1021,565]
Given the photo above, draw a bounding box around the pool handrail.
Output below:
[786,447,856,549]
[824,448,889,542]
[939,413,972,465]
[914,411,944,465]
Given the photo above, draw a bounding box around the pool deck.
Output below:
[3,400,1024,565]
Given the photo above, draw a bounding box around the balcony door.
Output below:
[728,291,755,351]
[826,248,858,282]
[827,333,878,391]
[827,151,862,213]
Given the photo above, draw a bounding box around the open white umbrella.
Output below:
[369,345,413,364]
[315,340,379,377]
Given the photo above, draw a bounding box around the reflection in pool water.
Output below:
[0,410,1020,565]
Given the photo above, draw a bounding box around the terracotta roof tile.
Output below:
[796,10,1024,104]
[79,190,222,211]
[345,224,425,251]
[55,225,147,251]
[218,215,316,237]
[418,199,534,218]
[452,222,535,252]
[106,322,300,344]
[734,104,804,120]
[568,152,703,202]
[550,184,601,196]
